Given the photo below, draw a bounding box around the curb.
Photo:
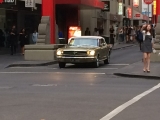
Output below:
[114,73,160,80]
[113,44,136,50]
[6,61,58,68]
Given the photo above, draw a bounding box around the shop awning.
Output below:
[133,10,149,20]
[19,0,104,9]
[126,7,149,21]
[56,0,104,9]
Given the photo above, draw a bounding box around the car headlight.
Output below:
[87,50,95,55]
[57,50,63,55]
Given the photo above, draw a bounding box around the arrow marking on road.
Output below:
[100,83,160,120]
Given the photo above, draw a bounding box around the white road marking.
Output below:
[65,63,129,66]
[0,86,12,89]
[97,68,118,69]
[32,84,55,87]
[9,67,57,69]
[7,67,118,70]
[0,72,105,75]
[108,64,129,66]
[100,83,160,120]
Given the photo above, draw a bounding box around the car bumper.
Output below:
[56,56,96,63]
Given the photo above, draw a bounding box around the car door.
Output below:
[98,39,103,60]
[101,38,108,59]
[99,38,106,60]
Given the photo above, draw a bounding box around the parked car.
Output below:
[56,36,112,68]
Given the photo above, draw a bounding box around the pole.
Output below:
[131,0,134,26]
[148,4,150,24]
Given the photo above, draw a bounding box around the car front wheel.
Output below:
[59,62,66,68]
[93,56,99,68]
[104,54,110,64]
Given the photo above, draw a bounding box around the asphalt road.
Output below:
[0,46,160,120]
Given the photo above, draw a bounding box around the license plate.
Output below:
[70,59,79,62]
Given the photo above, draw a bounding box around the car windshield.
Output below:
[68,38,98,47]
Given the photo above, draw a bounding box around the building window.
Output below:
[123,0,125,4]
[128,0,130,5]
[123,6,126,16]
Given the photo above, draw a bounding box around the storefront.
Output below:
[110,14,122,27]
[0,0,41,33]
[132,10,149,26]
[42,0,104,44]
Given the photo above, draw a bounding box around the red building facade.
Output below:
[156,0,160,23]
[42,0,104,44]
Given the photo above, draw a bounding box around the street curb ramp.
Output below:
[114,73,160,80]
[6,61,58,68]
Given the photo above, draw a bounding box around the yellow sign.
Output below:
[153,0,156,15]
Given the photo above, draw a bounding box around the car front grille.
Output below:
[63,51,87,56]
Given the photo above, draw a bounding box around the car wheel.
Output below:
[59,62,66,68]
[93,56,99,68]
[104,54,110,64]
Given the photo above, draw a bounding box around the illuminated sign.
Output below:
[68,26,81,39]
[0,0,16,4]
[153,0,156,15]
[133,0,139,7]
[127,8,132,18]
[118,3,123,15]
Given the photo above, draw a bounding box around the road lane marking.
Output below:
[32,84,55,87]
[9,67,58,69]
[0,86,13,89]
[108,64,129,66]
[0,72,105,75]
[7,67,118,70]
[100,83,160,120]
[65,64,129,66]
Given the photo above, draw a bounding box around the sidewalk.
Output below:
[114,61,160,80]
[0,43,136,68]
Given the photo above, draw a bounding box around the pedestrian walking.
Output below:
[92,28,99,36]
[84,27,91,36]
[141,24,154,73]
[19,28,27,55]
[32,29,38,44]
[118,28,123,43]
[9,25,17,55]
[109,26,115,46]
[136,26,143,50]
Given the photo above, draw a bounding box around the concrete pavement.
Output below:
[0,46,160,120]
[114,62,160,80]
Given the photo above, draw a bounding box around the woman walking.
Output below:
[19,28,26,55]
[109,26,115,46]
[141,24,154,72]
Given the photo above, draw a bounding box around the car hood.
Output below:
[61,46,98,51]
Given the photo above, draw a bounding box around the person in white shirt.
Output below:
[92,28,99,36]
[32,30,38,44]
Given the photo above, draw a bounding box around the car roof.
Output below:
[70,36,103,39]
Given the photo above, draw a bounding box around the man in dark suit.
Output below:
[10,25,17,55]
